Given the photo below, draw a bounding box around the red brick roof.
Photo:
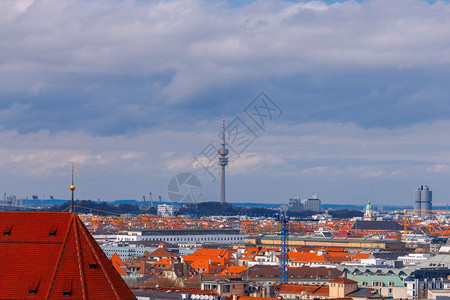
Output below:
[146,247,174,258]
[0,212,136,299]
[111,253,128,276]
[330,277,357,284]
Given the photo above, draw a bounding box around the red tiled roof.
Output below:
[111,253,127,276]
[330,277,357,284]
[238,297,280,300]
[219,265,248,276]
[147,247,174,258]
[278,284,329,295]
[0,212,136,299]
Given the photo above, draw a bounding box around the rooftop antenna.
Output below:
[70,163,76,213]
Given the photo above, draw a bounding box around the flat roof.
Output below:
[248,235,403,244]
[130,229,242,236]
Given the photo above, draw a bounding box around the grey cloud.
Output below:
[0,0,450,134]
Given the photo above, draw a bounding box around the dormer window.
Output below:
[63,277,72,297]
[29,277,40,295]
[86,251,97,269]
[49,226,58,237]
[3,225,12,236]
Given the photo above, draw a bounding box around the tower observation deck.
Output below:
[218,114,229,205]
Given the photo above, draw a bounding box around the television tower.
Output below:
[218,113,229,205]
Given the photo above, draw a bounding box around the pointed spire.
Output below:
[70,163,76,213]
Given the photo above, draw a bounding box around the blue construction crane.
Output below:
[275,212,290,284]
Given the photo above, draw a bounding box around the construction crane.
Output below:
[395,209,450,243]
[275,212,290,284]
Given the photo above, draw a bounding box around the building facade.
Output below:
[288,197,303,212]
[302,194,321,212]
[98,229,246,244]
[288,194,321,213]
[414,185,432,216]
[157,204,174,217]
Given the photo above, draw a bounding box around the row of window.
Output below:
[137,236,243,242]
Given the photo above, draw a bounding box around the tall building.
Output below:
[414,185,432,216]
[218,114,229,205]
[288,197,304,212]
[302,193,321,212]
[157,204,174,217]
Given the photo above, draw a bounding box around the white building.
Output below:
[288,197,303,212]
[100,242,169,260]
[4,195,22,206]
[397,253,430,265]
[96,228,246,245]
[302,193,321,212]
[157,204,174,217]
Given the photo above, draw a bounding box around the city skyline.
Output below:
[1,0,450,205]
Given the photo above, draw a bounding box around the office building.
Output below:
[302,193,321,212]
[288,197,303,212]
[414,185,432,216]
[157,204,174,217]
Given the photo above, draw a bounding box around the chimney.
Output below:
[158,242,163,249]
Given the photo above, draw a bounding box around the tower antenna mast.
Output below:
[218,113,229,205]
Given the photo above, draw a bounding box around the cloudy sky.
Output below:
[1,0,450,206]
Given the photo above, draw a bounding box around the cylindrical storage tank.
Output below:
[414,188,421,215]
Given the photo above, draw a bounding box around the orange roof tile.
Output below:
[219,265,248,276]
[330,277,357,284]
[111,253,127,275]
[238,297,280,300]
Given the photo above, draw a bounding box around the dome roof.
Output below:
[365,200,373,211]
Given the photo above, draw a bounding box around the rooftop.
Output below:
[0,212,135,299]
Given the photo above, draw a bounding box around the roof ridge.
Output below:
[74,215,87,299]
[45,215,75,299]
[76,216,121,299]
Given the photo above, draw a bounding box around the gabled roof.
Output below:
[111,253,128,276]
[352,220,405,231]
[219,265,248,276]
[184,248,233,260]
[147,247,174,258]
[0,212,136,299]
[330,277,357,284]
[346,287,380,298]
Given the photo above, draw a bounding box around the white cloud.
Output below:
[427,164,450,173]
[1,0,450,204]
[28,81,46,96]
[0,118,449,203]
